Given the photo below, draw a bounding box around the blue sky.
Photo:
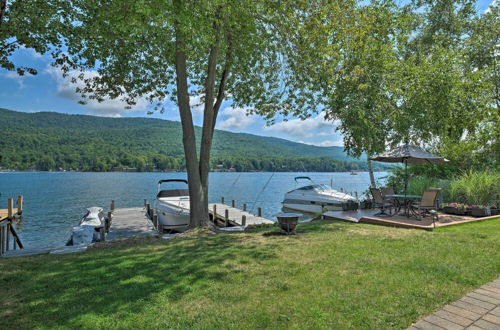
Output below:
[0,0,494,147]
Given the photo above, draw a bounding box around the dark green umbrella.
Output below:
[370,144,447,214]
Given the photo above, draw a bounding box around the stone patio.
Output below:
[408,277,500,329]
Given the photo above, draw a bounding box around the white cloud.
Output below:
[18,46,46,59]
[485,0,498,13]
[218,106,255,130]
[264,112,338,138]
[309,140,344,147]
[189,94,205,114]
[4,71,27,88]
[45,66,149,117]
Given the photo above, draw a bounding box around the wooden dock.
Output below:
[0,195,23,221]
[107,207,157,240]
[208,203,273,226]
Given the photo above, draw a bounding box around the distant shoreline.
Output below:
[0,170,389,174]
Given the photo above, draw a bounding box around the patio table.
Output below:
[384,194,421,218]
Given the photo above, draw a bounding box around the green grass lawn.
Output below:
[1,219,499,329]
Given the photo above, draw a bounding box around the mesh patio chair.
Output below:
[370,188,393,216]
[381,187,397,209]
[381,187,395,197]
[413,188,441,221]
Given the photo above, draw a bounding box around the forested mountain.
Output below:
[0,108,382,172]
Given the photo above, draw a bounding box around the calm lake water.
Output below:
[0,171,387,248]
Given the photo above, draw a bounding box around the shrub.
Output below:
[449,171,500,206]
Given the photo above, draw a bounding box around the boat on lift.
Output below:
[153,179,190,233]
[282,176,356,214]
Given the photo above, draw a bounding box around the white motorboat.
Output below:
[153,179,190,233]
[282,176,357,214]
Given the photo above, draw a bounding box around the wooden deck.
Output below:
[107,207,157,240]
[0,209,9,221]
[208,203,273,226]
[408,277,500,329]
[323,209,499,230]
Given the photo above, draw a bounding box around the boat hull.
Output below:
[153,199,190,232]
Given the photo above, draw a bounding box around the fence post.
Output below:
[243,203,247,211]
[17,195,23,215]
[258,207,262,217]
[242,215,246,226]
[231,200,235,208]
[221,197,224,204]
[111,200,115,212]
[225,209,229,227]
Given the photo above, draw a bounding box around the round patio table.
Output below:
[384,194,421,218]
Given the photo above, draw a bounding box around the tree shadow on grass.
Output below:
[0,233,279,328]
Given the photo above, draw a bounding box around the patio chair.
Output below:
[413,188,441,221]
[370,188,393,216]
[381,187,395,197]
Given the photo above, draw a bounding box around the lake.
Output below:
[0,171,387,248]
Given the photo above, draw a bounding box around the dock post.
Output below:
[243,203,247,211]
[106,211,112,232]
[7,198,13,219]
[144,199,147,208]
[213,204,217,225]
[153,214,158,231]
[16,195,23,215]
[111,200,115,212]
[99,226,105,242]
[221,197,224,204]
[158,221,163,234]
[232,200,235,208]
[146,204,151,218]
[225,209,229,227]
[242,215,246,226]
[355,191,358,199]
[258,207,262,217]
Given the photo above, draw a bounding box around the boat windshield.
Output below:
[298,184,330,191]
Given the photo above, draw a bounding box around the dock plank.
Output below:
[0,209,9,220]
[107,207,157,240]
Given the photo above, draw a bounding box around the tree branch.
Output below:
[199,17,224,189]
[211,32,233,132]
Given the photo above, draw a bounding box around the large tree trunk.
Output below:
[173,1,232,228]
[174,0,208,227]
[367,154,376,188]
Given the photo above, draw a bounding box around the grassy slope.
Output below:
[1,219,499,329]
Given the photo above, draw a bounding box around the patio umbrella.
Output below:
[370,144,447,214]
